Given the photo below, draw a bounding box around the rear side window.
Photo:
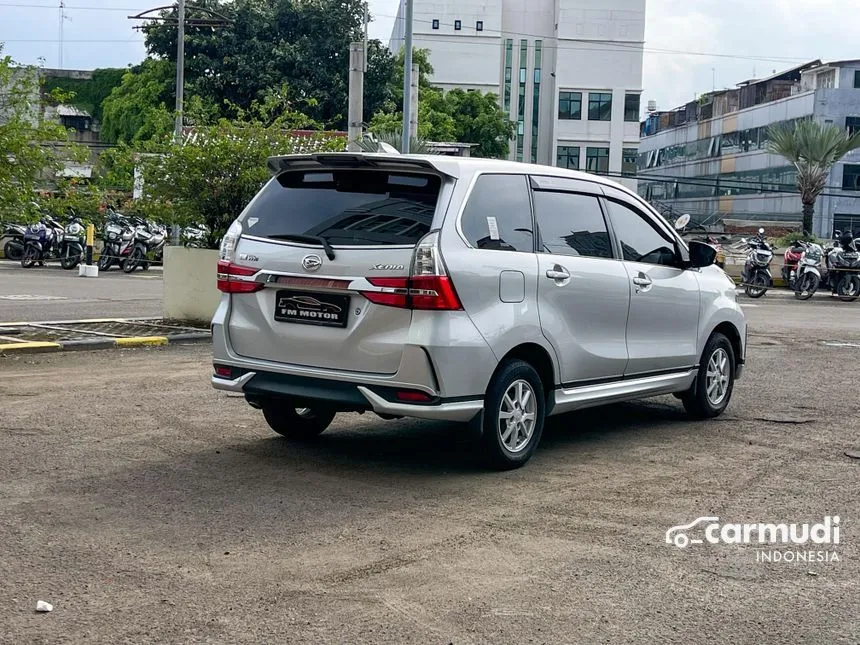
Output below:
[460,174,534,252]
[533,191,613,259]
[243,169,441,245]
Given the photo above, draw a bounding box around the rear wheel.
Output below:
[794,272,819,301]
[4,241,23,261]
[682,333,735,419]
[836,275,860,302]
[261,403,336,440]
[744,273,768,298]
[479,359,545,470]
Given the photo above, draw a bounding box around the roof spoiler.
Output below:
[266,153,457,178]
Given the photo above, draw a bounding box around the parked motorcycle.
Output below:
[2,222,26,261]
[182,223,210,248]
[741,228,774,298]
[59,215,86,270]
[826,231,860,302]
[782,240,806,290]
[20,217,64,268]
[98,210,134,272]
[793,241,824,301]
[122,217,167,273]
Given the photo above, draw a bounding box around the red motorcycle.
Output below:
[782,241,805,290]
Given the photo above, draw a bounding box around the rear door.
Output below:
[531,176,631,385]
[227,167,445,375]
[601,194,700,375]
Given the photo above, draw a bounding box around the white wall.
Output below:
[163,247,221,323]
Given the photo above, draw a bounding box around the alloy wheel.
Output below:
[706,348,730,406]
[498,379,537,453]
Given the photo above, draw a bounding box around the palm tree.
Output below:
[767,120,860,235]
[354,130,437,155]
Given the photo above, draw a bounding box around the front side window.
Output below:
[461,174,534,252]
[586,147,610,174]
[604,199,678,266]
[558,91,582,120]
[588,92,612,121]
[533,192,613,259]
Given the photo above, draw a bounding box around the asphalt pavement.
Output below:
[1,298,858,643]
[0,260,162,322]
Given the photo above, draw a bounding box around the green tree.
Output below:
[130,90,345,246]
[768,120,860,235]
[43,68,126,122]
[100,59,175,144]
[141,0,392,129]
[0,46,84,218]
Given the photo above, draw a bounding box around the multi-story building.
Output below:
[389,0,645,184]
[637,60,860,236]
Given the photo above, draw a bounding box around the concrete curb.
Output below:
[0,332,210,356]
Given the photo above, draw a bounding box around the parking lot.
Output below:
[0,260,163,322]
[1,294,858,643]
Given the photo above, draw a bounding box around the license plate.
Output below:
[274,290,349,328]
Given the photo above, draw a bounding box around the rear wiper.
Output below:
[268,233,336,260]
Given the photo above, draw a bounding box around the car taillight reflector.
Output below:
[395,390,432,402]
[217,260,263,293]
[363,276,462,311]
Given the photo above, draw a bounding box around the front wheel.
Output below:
[837,274,860,302]
[682,333,736,419]
[122,246,144,273]
[479,359,546,470]
[97,250,112,271]
[261,403,336,440]
[20,245,39,268]
[744,272,769,298]
[794,272,819,301]
[59,245,80,270]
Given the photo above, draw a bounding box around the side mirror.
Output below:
[674,214,691,231]
[688,240,718,268]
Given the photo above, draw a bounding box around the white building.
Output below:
[389,0,645,181]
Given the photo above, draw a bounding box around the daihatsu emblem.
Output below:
[302,254,322,272]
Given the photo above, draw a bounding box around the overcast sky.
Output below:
[1,0,857,112]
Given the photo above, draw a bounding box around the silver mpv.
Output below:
[212,153,746,469]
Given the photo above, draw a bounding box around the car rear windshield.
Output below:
[243,169,442,246]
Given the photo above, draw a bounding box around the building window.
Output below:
[517,39,527,162]
[558,91,582,120]
[847,117,860,137]
[432,19,439,29]
[454,20,461,31]
[476,21,483,31]
[503,39,513,116]
[622,148,638,176]
[843,164,860,191]
[586,147,610,174]
[588,92,613,121]
[624,94,640,122]
[556,146,580,170]
[531,41,542,164]
[855,71,860,89]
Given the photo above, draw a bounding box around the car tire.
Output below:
[682,333,735,420]
[479,359,546,470]
[261,403,336,440]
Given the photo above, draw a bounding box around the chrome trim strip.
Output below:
[549,369,697,416]
[241,234,415,250]
[357,386,483,422]
[211,371,256,393]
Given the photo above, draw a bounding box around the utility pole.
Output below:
[58,1,65,69]
[401,0,414,153]
[347,42,365,151]
[363,2,369,73]
[409,63,418,140]
[175,0,186,143]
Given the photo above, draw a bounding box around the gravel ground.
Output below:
[0,298,858,644]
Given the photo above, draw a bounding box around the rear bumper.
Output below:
[212,370,483,423]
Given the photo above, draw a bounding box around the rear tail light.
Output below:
[360,232,462,311]
[217,260,263,293]
[214,365,232,378]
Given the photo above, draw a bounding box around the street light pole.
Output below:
[174,0,186,143]
[400,0,413,154]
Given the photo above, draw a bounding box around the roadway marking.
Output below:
[0,295,67,301]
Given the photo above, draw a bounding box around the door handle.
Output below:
[546,266,570,280]
[632,274,652,288]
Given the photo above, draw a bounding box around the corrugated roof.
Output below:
[56,104,91,117]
